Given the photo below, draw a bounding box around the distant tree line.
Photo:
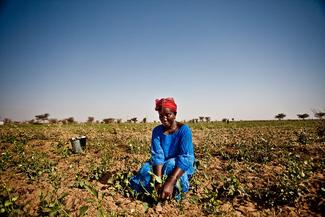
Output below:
[1,110,325,125]
[274,111,325,120]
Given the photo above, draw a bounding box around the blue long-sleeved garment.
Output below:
[130,124,196,198]
[151,124,195,174]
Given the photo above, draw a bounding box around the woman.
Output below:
[130,97,195,200]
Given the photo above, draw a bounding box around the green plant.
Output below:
[88,165,107,181]
[143,171,183,203]
[143,171,165,202]
[54,141,71,158]
[249,177,301,208]
[88,154,111,181]
[219,175,245,199]
[13,140,24,155]
[17,151,56,181]
[127,138,149,154]
[73,173,87,189]
[248,158,311,208]
[315,120,325,142]
[297,131,307,144]
[81,181,115,217]
[0,151,11,171]
[38,191,70,216]
[0,185,21,216]
[73,175,116,216]
[48,170,62,190]
[107,171,137,198]
[201,181,222,214]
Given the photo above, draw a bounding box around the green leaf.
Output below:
[49,207,60,217]
[12,196,19,202]
[79,205,89,217]
[143,202,149,213]
[59,192,69,200]
[97,207,107,217]
[42,207,52,213]
[85,184,98,199]
[176,180,182,192]
[155,176,162,184]
[84,198,96,203]
[148,171,162,183]
[4,200,12,207]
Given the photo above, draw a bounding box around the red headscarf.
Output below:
[155,97,177,113]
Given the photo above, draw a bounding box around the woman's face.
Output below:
[158,107,176,128]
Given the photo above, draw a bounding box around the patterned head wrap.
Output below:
[155,97,177,113]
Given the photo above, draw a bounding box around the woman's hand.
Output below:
[161,177,176,199]
[160,167,185,200]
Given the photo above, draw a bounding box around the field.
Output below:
[0,120,324,216]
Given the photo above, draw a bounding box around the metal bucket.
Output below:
[70,136,87,153]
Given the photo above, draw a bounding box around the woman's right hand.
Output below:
[160,177,175,199]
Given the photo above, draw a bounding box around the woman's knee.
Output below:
[162,158,176,175]
[138,161,152,175]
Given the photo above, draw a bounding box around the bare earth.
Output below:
[0,120,324,216]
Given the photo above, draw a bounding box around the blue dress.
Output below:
[130,124,196,198]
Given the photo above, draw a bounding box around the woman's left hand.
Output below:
[161,178,175,199]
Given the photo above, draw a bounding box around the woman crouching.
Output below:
[130,97,196,200]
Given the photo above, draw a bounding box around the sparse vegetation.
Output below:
[0,120,324,216]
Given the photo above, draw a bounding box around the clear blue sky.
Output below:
[1,0,324,122]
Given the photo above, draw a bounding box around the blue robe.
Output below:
[130,124,196,198]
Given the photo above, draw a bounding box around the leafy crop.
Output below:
[88,153,111,181]
[0,120,324,216]
[201,175,244,214]
[0,184,21,216]
[107,171,135,199]
[17,151,56,181]
[73,176,116,217]
[38,191,70,217]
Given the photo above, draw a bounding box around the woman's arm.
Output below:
[175,126,195,172]
[151,127,164,191]
[161,166,184,199]
[153,164,163,177]
[151,127,164,167]
[161,126,195,199]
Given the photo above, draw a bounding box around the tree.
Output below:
[87,116,95,123]
[297,113,309,120]
[3,118,12,124]
[103,118,115,124]
[35,113,49,120]
[222,118,229,123]
[67,117,75,124]
[142,117,147,123]
[275,113,286,120]
[131,117,137,123]
[315,112,325,119]
[205,117,211,122]
[199,116,205,122]
[49,118,58,124]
